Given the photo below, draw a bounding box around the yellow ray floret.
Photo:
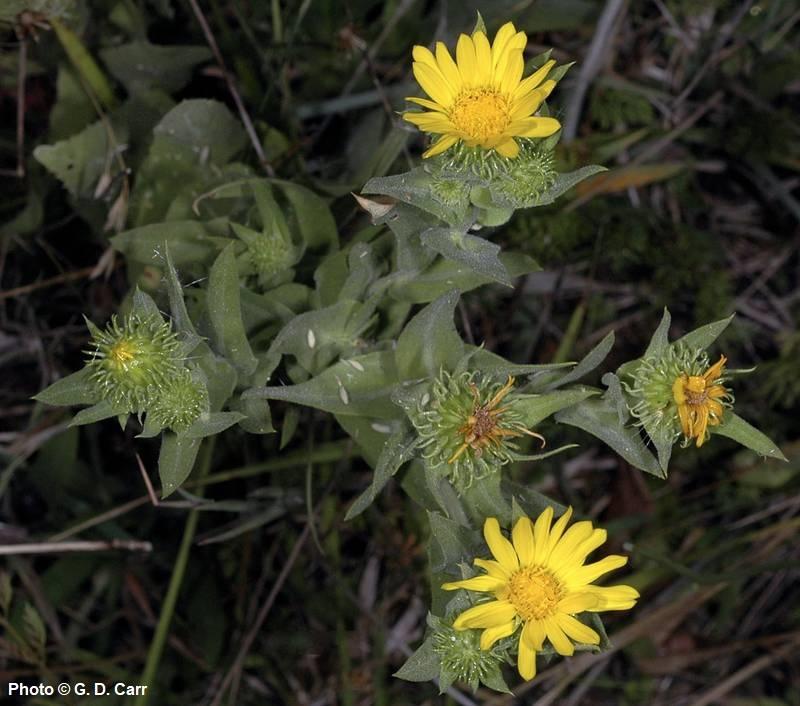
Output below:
[672,355,730,447]
[403,22,561,158]
[443,507,638,681]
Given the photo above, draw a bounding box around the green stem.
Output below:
[271,0,283,43]
[49,18,116,110]
[134,438,215,706]
[551,301,586,364]
[194,440,351,488]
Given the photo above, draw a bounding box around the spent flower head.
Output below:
[672,355,730,447]
[85,312,183,412]
[407,371,543,492]
[627,344,733,448]
[403,22,561,158]
[443,507,638,681]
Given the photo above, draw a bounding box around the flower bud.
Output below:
[85,313,183,412]
[429,177,470,211]
[247,230,297,285]
[147,368,209,433]
[233,219,298,288]
[492,144,556,206]
[432,622,506,692]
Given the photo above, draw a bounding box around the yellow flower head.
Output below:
[672,355,730,448]
[403,22,561,158]
[443,507,639,681]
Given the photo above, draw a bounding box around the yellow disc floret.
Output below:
[505,566,564,621]
[108,340,138,370]
[449,89,513,143]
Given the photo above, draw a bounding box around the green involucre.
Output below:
[85,312,183,412]
[148,369,209,433]
[432,622,507,692]
[429,177,470,211]
[242,226,297,287]
[428,139,556,203]
[407,370,531,492]
[625,343,734,444]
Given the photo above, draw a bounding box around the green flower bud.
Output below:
[248,230,296,284]
[428,139,556,188]
[407,371,542,492]
[147,369,209,433]
[232,219,298,288]
[432,622,507,692]
[430,177,470,211]
[85,312,182,412]
[491,145,556,206]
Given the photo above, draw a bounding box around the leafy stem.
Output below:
[134,436,216,705]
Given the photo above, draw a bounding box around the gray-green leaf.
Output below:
[33,120,129,199]
[421,227,512,286]
[395,290,464,379]
[556,397,664,477]
[183,412,246,439]
[675,313,735,351]
[208,244,258,377]
[154,99,246,165]
[159,433,202,497]
[528,165,607,207]
[428,511,476,573]
[345,428,420,519]
[644,308,671,358]
[714,413,787,461]
[394,636,440,682]
[100,42,211,93]
[244,351,401,419]
[35,368,99,407]
[69,400,128,427]
[539,332,615,392]
[515,388,598,427]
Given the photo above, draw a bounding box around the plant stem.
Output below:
[552,301,586,364]
[134,437,215,706]
[195,440,351,487]
[49,18,116,110]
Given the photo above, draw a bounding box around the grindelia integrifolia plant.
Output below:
[35,14,785,695]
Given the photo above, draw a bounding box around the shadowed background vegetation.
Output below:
[1,0,799,704]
